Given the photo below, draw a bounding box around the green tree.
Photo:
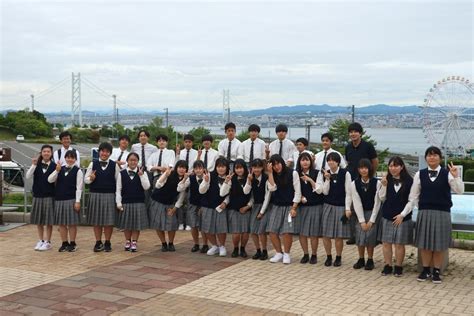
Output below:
[188,126,211,146]
[236,130,249,142]
[4,110,52,138]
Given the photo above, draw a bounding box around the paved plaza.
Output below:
[0,225,473,315]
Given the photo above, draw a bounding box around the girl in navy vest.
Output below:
[220,159,253,258]
[116,152,150,252]
[85,142,120,252]
[244,158,270,260]
[200,157,230,257]
[378,156,414,277]
[266,154,301,264]
[402,146,463,284]
[320,152,352,267]
[177,160,209,253]
[350,159,381,270]
[149,160,187,252]
[48,150,83,252]
[297,152,324,265]
[26,145,57,251]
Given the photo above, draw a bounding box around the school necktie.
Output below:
[361,181,369,192]
[141,145,146,170]
[227,141,232,161]
[218,177,225,185]
[117,151,124,161]
[100,161,108,168]
[204,150,208,169]
[249,141,254,162]
[393,178,400,186]
[158,150,163,167]
[41,163,49,170]
[278,141,283,157]
[128,170,136,177]
[321,151,327,170]
[330,173,338,182]
[185,149,190,165]
[428,170,438,178]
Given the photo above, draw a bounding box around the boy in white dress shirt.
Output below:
[218,122,241,164]
[239,124,266,164]
[267,124,296,167]
[53,131,80,167]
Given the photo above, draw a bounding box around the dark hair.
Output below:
[174,159,189,171]
[348,122,363,134]
[183,134,194,142]
[424,146,442,159]
[193,160,205,169]
[357,158,374,178]
[126,152,140,162]
[137,129,150,139]
[215,157,230,175]
[296,152,314,174]
[248,124,261,133]
[155,134,169,142]
[387,156,412,195]
[167,160,189,188]
[326,152,341,165]
[233,159,249,179]
[64,149,77,160]
[296,137,308,147]
[250,158,265,168]
[202,134,213,143]
[119,135,130,142]
[275,124,288,133]
[224,122,236,131]
[321,132,334,142]
[269,154,290,186]
[39,144,53,164]
[59,131,72,140]
[98,142,113,153]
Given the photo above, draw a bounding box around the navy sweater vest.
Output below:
[90,160,116,193]
[324,169,348,207]
[55,166,79,201]
[354,177,378,211]
[228,177,251,210]
[419,168,452,212]
[381,177,413,221]
[270,171,295,206]
[188,175,203,207]
[32,162,56,198]
[151,176,180,205]
[252,174,268,204]
[201,173,227,209]
[121,170,145,204]
[300,169,324,206]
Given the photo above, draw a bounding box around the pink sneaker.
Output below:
[130,241,137,252]
[124,240,131,251]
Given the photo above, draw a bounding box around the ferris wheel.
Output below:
[423,76,474,157]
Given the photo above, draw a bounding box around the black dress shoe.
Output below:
[161,243,169,252]
[200,245,209,253]
[309,255,317,265]
[260,250,268,260]
[353,258,365,269]
[324,255,333,267]
[191,244,200,252]
[300,254,309,264]
[346,238,356,245]
[231,247,239,258]
[168,243,176,252]
[333,256,342,267]
[93,241,104,252]
[364,259,374,270]
[240,247,248,258]
[104,241,112,252]
[252,250,262,260]
[381,265,393,276]
[393,265,403,277]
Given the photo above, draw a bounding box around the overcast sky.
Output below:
[0,0,472,112]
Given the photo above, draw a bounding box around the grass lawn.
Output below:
[0,127,16,140]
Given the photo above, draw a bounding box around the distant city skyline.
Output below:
[1,0,472,112]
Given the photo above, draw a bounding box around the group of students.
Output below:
[27,122,464,284]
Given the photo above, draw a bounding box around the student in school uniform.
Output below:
[267,124,296,167]
[350,159,382,270]
[319,152,352,267]
[378,156,414,277]
[198,135,219,172]
[314,132,346,171]
[26,145,57,251]
[402,146,464,284]
[111,135,130,170]
[149,160,188,252]
[218,122,241,166]
[292,138,314,170]
[53,131,80,167]
[116,152,150,252]
[177,160,209,253]
[220,159,253,258]
[244,158,271,260]
[84,142,120,252]
[200,157,230,257]
[297,152,324,265]
[147,134,176,187]
[266,154,301,264]
[238,124,266,164]
[131,129,158,171]
[48,150,83,252]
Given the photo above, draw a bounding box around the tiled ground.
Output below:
[1,225,473,315]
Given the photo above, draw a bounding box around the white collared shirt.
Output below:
[47,165,84,203]
[131,143,158,169]
[319,167,353,210]
[53,146,81,167]
[147,148,176,176]
[238,138,266,162]
[84,159,121,184]
[218,138,241,161]
[350,179,382,223]
[111,147,130,169]
[198,148,219,172]
[269,138,296,163]
[179,148,198,170]
[314,148,347,171]
[26,161,52,179]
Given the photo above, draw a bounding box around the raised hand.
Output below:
[266,162,273,174]
[225,172,234,183]
[247,172,254,184]
[381,175,388,186]
[55,163,62,172]
[203,169,210,182]
[175,144,181,155]
[138,167,144,176]
[32,157,38,165]
[324,169,331,180]
[89,170,97,182]
[448,162,459,178]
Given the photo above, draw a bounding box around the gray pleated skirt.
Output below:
[30,197,55,225]
[149,200,178,231]
[117,203,149,231]
[200,207,228,234]
[86,192,116,226]
[186,204,200,228]
[266,205,299,235]
[249,204,269,235]
[54,199,80,225]
[415,209,452,251]
[355,210,378,247]
[381,218,414,245]
[228,209,251,233]
[321,203,351,239]
[299,204,323,237]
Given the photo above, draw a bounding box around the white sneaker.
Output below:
[207,245,219,256]
[38,241,52,251]
[219,246,227,257]
[283,253,291,264]
[185,225,191,231]
[34,240,44,251]
[269,252,284,263]
[178,224,185,231]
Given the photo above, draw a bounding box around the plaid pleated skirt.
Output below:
[186,204,201,228]
[321,203,351,239]
[30,197,55,225]
[299,204,323,237]
[249,204,269,235]
[355,210,378,247]
[228,209,251,233]
[200,207,228,234]
[266,205,299,235]
[86,192,116,226]
[415,209,452,251]
[381,217,414,245]
[117,203,149,231]
[149,200,178,231]
[54,199,80,225]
